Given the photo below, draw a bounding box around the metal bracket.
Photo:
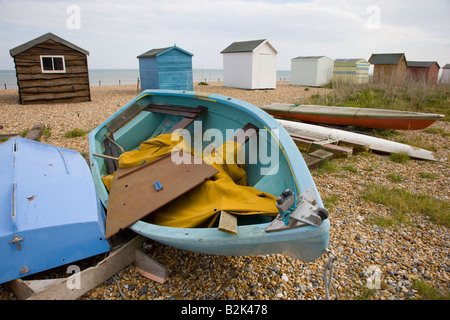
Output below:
[290,199,329,227]
[265,186,328,233]
[9,234,24,251]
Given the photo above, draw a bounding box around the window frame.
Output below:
[40,55,66,74]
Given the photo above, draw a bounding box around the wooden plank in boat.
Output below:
[106,103,144,133]
[105,152,219,238]
[218,211,238,235]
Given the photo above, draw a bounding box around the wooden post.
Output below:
[24,124,45,141]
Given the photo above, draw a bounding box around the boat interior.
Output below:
[91,93,299,227]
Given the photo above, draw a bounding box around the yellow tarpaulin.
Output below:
[102,133,278,228]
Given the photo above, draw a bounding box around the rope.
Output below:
[280,177,301,225]
[323,249,340,300]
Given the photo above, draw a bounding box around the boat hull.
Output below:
[89,90,330,261]
[0,137,110,284]
[131,218,329,262]
[262,104,444,130]
[279,119,440,161]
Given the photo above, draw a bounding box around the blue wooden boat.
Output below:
[0,137,110,284]
[89,90,329,262]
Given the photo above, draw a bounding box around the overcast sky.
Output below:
[1,0,449,70]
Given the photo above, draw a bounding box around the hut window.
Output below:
[40,56,66,73]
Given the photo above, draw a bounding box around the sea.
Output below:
[0,69,291,90]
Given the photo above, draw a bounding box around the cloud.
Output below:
[0,0,449,70]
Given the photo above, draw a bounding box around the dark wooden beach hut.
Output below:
[368,53,407,83]
[406,61,440,84]
[137,45,193,91]
[9,32,91,104]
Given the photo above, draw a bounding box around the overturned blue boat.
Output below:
[89,90,330,262]
[0,137,110,284]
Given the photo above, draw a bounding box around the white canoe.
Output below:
[278,119,440,161]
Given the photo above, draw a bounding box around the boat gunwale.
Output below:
[263,103,445,121]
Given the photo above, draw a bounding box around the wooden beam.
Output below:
[6,236,167,300]
[134,250,167,284]
[304,149,334,170]
[291,136,352,158]
[288,130,369,154]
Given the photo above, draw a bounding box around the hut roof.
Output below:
[407,61,440,68]
[221,39,277,54]
[443,64,450,69]
[292,56,330,61]
[368,53,405,65]
[335,58,367,64]
[9,32,89,57]
[137,45,193,59]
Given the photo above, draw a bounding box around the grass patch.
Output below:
[412,280,450,300]
[342,165,358,174]
[316,159,339,175]
[395,135,437,152]
[20,128,29,137]
[41,125,51,141]
[198,81,209,85]
[389,152,410,163]
[419,172,438,179]
[323,194,340,210]
[387,173,404,182]
[362,184,450,227]
[423,127,450,137]
[65,128,88,138]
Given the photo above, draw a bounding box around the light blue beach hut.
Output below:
[137,45,193,90]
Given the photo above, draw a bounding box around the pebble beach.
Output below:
[0,83,449,301]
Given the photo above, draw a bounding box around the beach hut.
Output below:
[440,64,450,84]
[220,39,277,89]
[290,56,334,87]
[406,61,440,84]
[368,53,407,83]
[333,58,370,84]
[137,45,193,91]
[9,32,90,104]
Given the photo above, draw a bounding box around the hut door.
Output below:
[257,53,273,89]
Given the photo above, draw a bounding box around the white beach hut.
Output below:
[220,39,277,89]
[291,56,334,87]
[440,64,450,84]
